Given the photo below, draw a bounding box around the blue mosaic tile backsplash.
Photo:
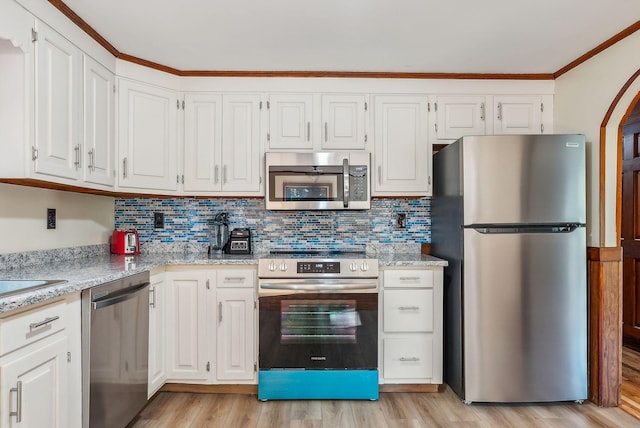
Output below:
[114,197,430,251]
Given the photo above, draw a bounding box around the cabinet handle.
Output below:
[123,158,128,178]
[307,122,311,142]
[29,315,60,330]
[88,149,95,171]
[224,277,246,282]
[149,287,156,308]
[74,144,81,169]
[378,165,382,185]
[399,276,421,281]
[398,306,420,311]
[497,102,502,120]
[10,381,22,422]
[214,165,220,184]
[223,166,227,183]
[399,357,420,362]
[219,302,223,322]
[324,122,328,142]
[480,102,485,121]
[206,279,210,290]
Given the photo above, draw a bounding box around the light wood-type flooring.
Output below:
[621,345,640,420]
[132,383,640,427]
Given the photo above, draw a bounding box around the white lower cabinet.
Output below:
[380,268,443,384]
[148,270,167,397]
[215,288,255,381]
[0,295,81,428]
[165,266,257,385]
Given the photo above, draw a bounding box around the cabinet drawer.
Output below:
[216,269,255,288]
[384,289,433,332]
[384,336,433,379]
[0,299,68,356]
[383,269,434,288]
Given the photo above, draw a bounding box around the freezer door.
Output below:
[462,135,586,225]
[463,227,587,403]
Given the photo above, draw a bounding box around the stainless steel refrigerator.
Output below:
[432,134,587,403]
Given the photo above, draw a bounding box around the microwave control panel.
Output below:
[350,166,368,201]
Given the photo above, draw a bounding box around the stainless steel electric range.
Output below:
[257,251,379,400]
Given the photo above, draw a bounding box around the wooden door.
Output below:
[622,120,640,349]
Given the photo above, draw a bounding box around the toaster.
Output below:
[111,230,140,255]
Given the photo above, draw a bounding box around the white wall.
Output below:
[0,183,114,254]
[554,30,640,247]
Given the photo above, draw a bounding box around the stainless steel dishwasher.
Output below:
[81,271,150,428]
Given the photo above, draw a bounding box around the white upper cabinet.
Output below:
[118,78,178,192]
[321,95,367,150]
[221,94,262,192]
[183,94,223,192]
[493,95,550,134]
[267,94,313,150]
[83,56,115,187]
[373,95,430,196]
[33,22,83,181]
[434,95,488,141]
[183,93,261,194]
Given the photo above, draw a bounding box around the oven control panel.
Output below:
[258,258,378,278]
[297,261,340,274]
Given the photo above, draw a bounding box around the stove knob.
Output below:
[280,262,288,271]
[268,262,277,272]
[361,263,369,272]
[349,262,358,272]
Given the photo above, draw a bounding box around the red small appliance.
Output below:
[111,230,140,255]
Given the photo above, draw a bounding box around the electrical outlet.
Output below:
[396,213,407,229]
[154,212,165,229]
[47,208,56,229]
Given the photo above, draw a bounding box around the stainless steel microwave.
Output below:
[265,152,371,210]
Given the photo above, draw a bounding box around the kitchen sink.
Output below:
[0,279,67,298]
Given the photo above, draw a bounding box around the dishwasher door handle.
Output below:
[92,282,150,310]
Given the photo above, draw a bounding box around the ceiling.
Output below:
[63,0,640,75]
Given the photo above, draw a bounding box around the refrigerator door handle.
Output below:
[471,224,582,234]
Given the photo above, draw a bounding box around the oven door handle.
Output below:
[260,280,377,291]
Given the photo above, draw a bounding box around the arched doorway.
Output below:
[594,70,640,407]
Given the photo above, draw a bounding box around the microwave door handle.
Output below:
[343,158,349,208]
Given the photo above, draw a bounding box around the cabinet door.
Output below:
[216,289,255,381]
[494,95,543,135]
[268,94,313,149]
[373,95,430,195]
[383,335,434,380]
[118,79,178,191]
[321,95,367,149]
[83,56,115,187]
[221,94,261,192]
[183,94,223,192]
[148,274,166,397]
[34,23,82,181]
[435,96,487,140]
[166,272,211,381]
[0,336,68,428]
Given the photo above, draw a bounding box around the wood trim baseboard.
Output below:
[587,246,623,407]
[159,383,440,395]
[161,383,258,395]
[379,384,440,393]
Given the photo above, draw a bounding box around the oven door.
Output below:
[259,288,378,370]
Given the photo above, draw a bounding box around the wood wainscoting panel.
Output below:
[588,246,623,407]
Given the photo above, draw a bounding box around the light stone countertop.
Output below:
[0,251,447,314]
